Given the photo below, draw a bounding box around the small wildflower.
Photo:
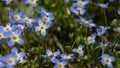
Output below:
[53,59,68,68]
[25,0,38,7]
[8,30,24,46]
[96,3,109,8]
[100,54,115,68]
[96,42,110,49]
[72,44,85,56]
[35,18,51,36]
[60,54,74,61]
[9,11,24,23]
[86,34,96,45]
[46,50,60,63]
[2,0,13,5]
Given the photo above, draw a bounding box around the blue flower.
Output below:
[0,23,17,38]
[86,34,96,45]
[117,10,120,15]
[35,18,51,36]
[64,0,69,3]
[37,8,55,23]
[23,15,37,28]
[96,26,110,36]
[9,11,24,23]
[60,54,74,60]
[72,44,85,56]
[100,54,115,68]
[1,52,17,68]
[37,8,54,16]
[2,0,12,5]
[96,42,110,49]
[76,16,92,25]
[95,3,109,9]
[70,6,86,15]
[53,59,68,68]
[109,0,114,2]
[25,0,38,7]
[46,49,60,63]
[12,47,26,64]
[73,0,89,7]
[16,24,25,32]
[0,62,4,68]
[113,27,120,33]
[86,22,96,28]
[8,30,24,46]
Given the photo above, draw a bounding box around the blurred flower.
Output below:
[46,50,60,63]
[53,59,68,68]
[95,3,109,8]
[60,54,74,61]
[73,0,89,7]
[0,23,17,38]
[16,24,25,32]
[25,0,38,7]
[100,54,115,68]
[1,52,17,68]
[0,62,4,68]
[86,34,96,45]
[23,15,37,28]
[37,8,55,24]
[35,18,51,36]
[109,0,114,2]
[96,42,110,49]
[72,44,85,56]
[70,6,86,15]
[64,0,69,3]
[117,10,120,15]
[12,47,26,64]
[76,16,92,25]
[113,27,120,33]
[96,26,110,36]
[9,11,24,23]
[86,22,96,28]
[2,0,12,5]
[8,30,24,46]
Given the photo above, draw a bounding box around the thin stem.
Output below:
[103,9,107,26]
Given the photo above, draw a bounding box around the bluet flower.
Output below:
[60,54,74,61]
[100,54,115,68]
[35,18,51,36]
[25,0,38,7]
[72,44,85,56]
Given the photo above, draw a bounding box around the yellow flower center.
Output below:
[16,54,19,59]
[118,28,120,33]
[82,20,87,24]
[89,24,94,27]
[0,33,3,38]
[30,0,35,3]
[78,48,82,53]
[18,25,23,29]
[105,58,111,64]
[48,54,54,58]
[78,2,83,6]
[100,4,105,8]
[8,59,14,65]
[40,25,45,30]
[43,17,49,22]
[12,35,19,41]
[5,27,10,31]
[25,18,31,23]
[14,15,20,20]
[58,63,63,68]
[65,56,69,60]
[88,37,94,43]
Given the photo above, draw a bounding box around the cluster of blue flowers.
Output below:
[1,0,120,68]
[0,47,26,68]
[43,44,84,68]
[1,0,55,68]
